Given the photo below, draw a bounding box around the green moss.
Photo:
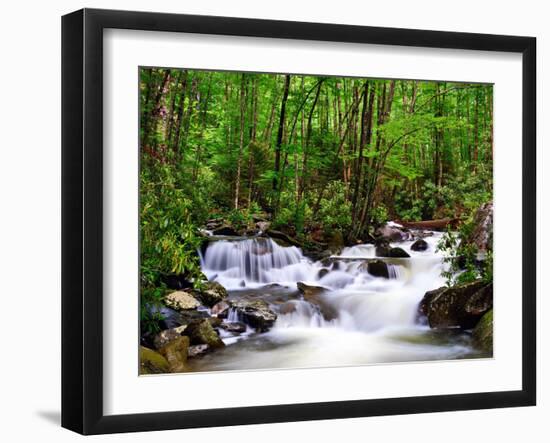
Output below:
[140,346,170,375]
[472,309,493,355]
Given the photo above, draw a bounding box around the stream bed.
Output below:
[188,232,487,372]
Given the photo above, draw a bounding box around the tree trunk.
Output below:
[141,69,170,148]
[273,74,291,193]
[171,70,188,157]
[234,74,248,209]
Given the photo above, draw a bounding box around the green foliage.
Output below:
[140,162,205,330]
[227,208,252,231]
[139,68,494,305]
[437,215,492,287]
[394,164,493,221]
[317,181,352,233]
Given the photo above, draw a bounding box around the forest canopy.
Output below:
[139,67,493,310]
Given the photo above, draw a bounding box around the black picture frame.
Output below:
[62,8,536,435]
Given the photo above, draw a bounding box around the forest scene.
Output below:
[139,67,494,375]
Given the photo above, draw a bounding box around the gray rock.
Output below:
[363,260,390,278]
[418,280,493,329]
[411,238,429,251]
[163,291,201,311]
[297,282,338,321]
[187,344,210,358]
[375,223,412,242]
[219,322,247,334]
[464,201,493,253]
[211,300,231,317]
[388,247,410,258]
[153,325,186,350]
[229,299,278,332]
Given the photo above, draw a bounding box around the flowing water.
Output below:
[190,232,484,372]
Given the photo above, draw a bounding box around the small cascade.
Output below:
[200,237,316,288]
[201,231,449,331]
[189,228,477,373]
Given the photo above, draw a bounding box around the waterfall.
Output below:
[201,232,449,331]
[200,237,316,288]
[189,230,476,373]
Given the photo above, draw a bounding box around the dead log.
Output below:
[395,218,459,231]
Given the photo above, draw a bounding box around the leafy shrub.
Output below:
[437,213,492,287]
[317,181,352,233]
[140,163,204,331]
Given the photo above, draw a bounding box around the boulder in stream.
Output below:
[164,290,201,311]
[229,299,278,332]
[197,281,228,307]
[388,247,410,258]
[297,282,338,321]
[211,300,231,317]
[418,280,493,329]
[375,240,410,257]
[185,318,225,349]
[411,238,429,251]
[362,260,390,279]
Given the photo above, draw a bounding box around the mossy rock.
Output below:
[472,309,493,355]
[159,336,190,373]
[140,346,170,375]
[197,281,228,307]
[185,319,225,349]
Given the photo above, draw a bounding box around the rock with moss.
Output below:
[197,281,228,307]
[158,336,190,373]
[153,325,187,350]
[418,280,493,329]
[163,290,201,311]
[140,346,170,375]
[472,309,493,355]
[185,319,225,349]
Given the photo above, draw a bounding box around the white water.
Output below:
[192,232,479,372]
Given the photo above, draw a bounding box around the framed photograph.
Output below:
[62,8,536,435]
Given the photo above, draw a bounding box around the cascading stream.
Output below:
[190,231,478,372]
